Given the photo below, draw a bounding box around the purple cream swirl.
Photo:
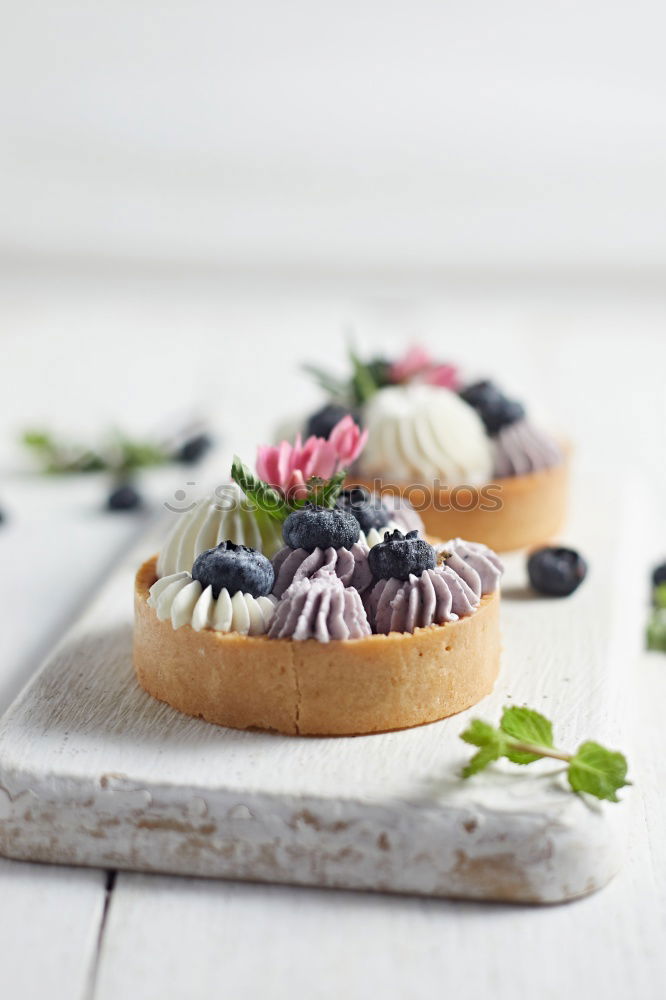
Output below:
[435,537,504,596]
[492,419,562,478]
[272,541,372,598]
[269,568,371,642]
[365,565,480,635]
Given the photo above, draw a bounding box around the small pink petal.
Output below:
[286,470,309,500]
[425,363,459,389]
[389,345,433,383]
[329,415,367,466]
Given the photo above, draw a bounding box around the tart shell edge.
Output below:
[352,452,569,553]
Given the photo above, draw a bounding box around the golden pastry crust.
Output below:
[354,453,569,553]
[134,556,501,736]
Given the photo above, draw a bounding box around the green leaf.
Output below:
[460,719,499,748]
[500,706,554,765]
[462,742,505,778]
[307,468,347,508]
[647,608,666,651]
[568,741,629,802]
[460,720,507,777]
[349,349,380,404]
[231,456,291,523]
[302,364,351,404]
[116,438,169,471]
[653,583,666,610]
[22,430,55,450]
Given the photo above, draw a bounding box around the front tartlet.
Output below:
[133,432,503,736]
[134,556,500,736]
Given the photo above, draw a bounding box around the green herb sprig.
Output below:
[304,348,392,407]
[22,429,181,475]
[231,458,348,522]
[460,705,629,802]
[231,456,292,522]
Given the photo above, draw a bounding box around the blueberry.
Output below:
[192,540,274,598]
[106,484,142,511]
[368,529,436,582]
[336,487,389,534]
[527,546,587,597]
[459,380,525,435]
[174,433,212,464]
[282,504,360,552]
[305,404,361,440]
[652,562,666,589]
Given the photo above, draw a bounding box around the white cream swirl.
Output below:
[357,385,493,485]
[157,484,284,577]
[148,572,277,634]
[360,521,400,548]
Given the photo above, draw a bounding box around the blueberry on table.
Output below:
[106,484,142,511]
[459,380,525,435]
[527,546,587,597]
[283,504,360,552]
[652,562,666,589]
[368,529,436,581]
[174,433,212,464]
[336,487,389,534]
[305,404,361,440]
[192,541,274,598]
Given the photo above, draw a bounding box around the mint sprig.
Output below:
[304,348,392,406]
[22,429,171,474]
[460,705,629,802]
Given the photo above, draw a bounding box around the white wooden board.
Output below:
[0,471,640,904]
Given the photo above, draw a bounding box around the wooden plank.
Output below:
[0,466,639,904]
[0,476,155,1000]
[0,860,107,1000]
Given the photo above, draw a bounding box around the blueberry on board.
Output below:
[652,562,666,589]
[527,546,587,597]
[459,380,525,435]
[368,529,436,582]
[175,433,212,464]
[106,484,142,511]
[305,404,361,440]
[282,504,360,552]
[192,540,274,598]
[336,487,389,534]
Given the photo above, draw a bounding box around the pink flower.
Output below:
[389,345,459,390]
[389,345,433,383]
[424,363,459,390]
[256,416,367,498]
[328,415,368,467]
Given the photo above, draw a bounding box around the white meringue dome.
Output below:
[357,384,493,485]
[157,484,284,578]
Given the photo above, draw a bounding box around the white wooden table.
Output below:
[1,276,665,998]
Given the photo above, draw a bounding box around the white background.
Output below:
[2,0,666,276]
